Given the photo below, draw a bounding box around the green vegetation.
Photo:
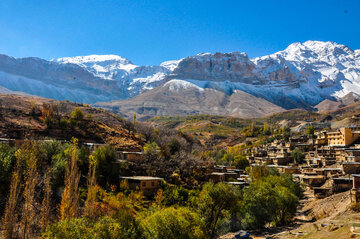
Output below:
[291,148,305,164]
[0,140,302,238]
[71,108,85,121]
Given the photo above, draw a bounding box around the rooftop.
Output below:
[120,176,163,181]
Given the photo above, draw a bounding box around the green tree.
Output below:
[307,125,315,137]
[43,216,140,239]
[233,155,249,170]
[143,142,160,153]
[197,182,240,239]
[140,207,205,239]
[239,174,301,229]
[70,108,84,121]
[291,148,305,164]
[168,138,181,155]
[0,144,16,205]
[92,145,118,188]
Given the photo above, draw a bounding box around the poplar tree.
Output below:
[59,138,81,221]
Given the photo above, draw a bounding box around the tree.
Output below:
[70,108,84,121]
[92,145,118,188]
[168,138,181,155]
[198,183,240,239]
[40,169,53,231]
[140,207,205,239]
[240,175,301,229]
[2,164,22,239]
[59,138,81,221]
[0,144,16,208]
[248,165,274,180]
[133,114,136,126]
[307,125,315,137]
[84,154,98,218]
[233,155,249,170]
[291,148,305,164]
[20,144,39,239]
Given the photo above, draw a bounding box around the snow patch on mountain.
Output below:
[164,79,204,92]
[248,40,360,105]
[160,60,180,71]
[55,54,138,80]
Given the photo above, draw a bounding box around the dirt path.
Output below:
[220,189,360,239]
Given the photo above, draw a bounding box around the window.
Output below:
[142,182,146,187]
[151,181,155,187]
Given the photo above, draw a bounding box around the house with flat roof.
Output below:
[327,127,360,147]
[117,151,144,160]
[343,162,360,174]
[208,172,225,183]
[120,176,163,196]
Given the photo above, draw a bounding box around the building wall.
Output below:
[139,180,160,190]
[327,128,360,146]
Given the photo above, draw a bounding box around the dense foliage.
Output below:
[0,137,302,239]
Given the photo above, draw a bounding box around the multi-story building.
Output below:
[327,127,360,146]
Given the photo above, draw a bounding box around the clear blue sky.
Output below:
[0,0,359,65]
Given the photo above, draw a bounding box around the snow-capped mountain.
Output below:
[55,54,138,80]
[0,40,359,117]
[161,40,360,109]
[54,54,171,98]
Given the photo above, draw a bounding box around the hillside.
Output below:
[0,94,143,151]
[147,110,332,149]
[95,79,285,119]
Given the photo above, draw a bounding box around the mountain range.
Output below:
[0,40,359,119]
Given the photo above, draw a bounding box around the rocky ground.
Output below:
[220,189,360,239]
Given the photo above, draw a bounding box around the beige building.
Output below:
[327,127,360,146]
[120,176,163,196]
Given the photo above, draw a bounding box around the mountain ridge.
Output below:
[0,40,359,117]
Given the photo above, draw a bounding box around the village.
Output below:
[243,126,360,203]
[3,125,360,200]
[114,125,360,201]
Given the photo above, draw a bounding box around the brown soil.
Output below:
[0,93,143,151]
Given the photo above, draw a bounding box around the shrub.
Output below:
[233,155,249,170]
[70,108,84,121]
[43,216,139,239]
[140,207,205,239]
[291,148,305,164]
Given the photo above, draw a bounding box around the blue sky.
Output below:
[0,0,359,65]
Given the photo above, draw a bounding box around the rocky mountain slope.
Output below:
[95,79,285,119]
[0,40,359,117]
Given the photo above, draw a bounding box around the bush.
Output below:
[291,148,305,164]
[233,155,249,170]
[43,216,140,239]
[70,108,84,121]
[140,207,205,239]
[239,174,301,229]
